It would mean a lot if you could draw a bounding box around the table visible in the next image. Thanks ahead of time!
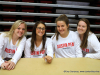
[0,58,100,75]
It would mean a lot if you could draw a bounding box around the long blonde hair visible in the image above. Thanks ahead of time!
[4,20,27,46]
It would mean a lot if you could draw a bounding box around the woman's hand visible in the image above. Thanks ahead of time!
[1,62,10,70]
[44,56,52,63]
[6,61,15,70]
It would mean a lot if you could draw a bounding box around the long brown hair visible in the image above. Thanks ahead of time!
[77,18,90,49]
[31,21,46,52]
[54,14,69,40]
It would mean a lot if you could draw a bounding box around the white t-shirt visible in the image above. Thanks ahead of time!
[0,33,26,67]
[24,37,53,58]
[75,31,100,59]
[51,31,82,58]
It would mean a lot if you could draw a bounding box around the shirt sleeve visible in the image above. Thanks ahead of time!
[11,36,26,64]
[0,33,5,67]
[24,38,31,58]
[85,34,100,59]
[74,33,83,57]
[46,38,53,58]
[51,35,56,55]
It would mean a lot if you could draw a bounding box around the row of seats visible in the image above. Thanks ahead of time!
[0,0,100,40]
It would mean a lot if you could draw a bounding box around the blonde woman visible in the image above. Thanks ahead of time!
[0,20,27,70]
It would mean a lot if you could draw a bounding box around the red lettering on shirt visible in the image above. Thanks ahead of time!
[57,42,74,49]
[31,51,35,55]
[12,50,15,53]
[57,45,60,48]
[5,48,15,53]
[16,48,17,51]
[36,51,39,55]
[72,42,74,46]
[82,48,89,52]
[31,50,45,55]
[40,50,45,54]
[65,43,67,47]
[68,43,71,46]
[83,48,85,51]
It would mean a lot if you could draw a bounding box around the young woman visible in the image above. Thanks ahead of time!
[0,20,27,70]
[24,21,53,63]
[76,18,100,59]
[51,14,82,58]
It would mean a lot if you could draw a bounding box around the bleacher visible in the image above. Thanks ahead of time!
[0,0,100,39]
